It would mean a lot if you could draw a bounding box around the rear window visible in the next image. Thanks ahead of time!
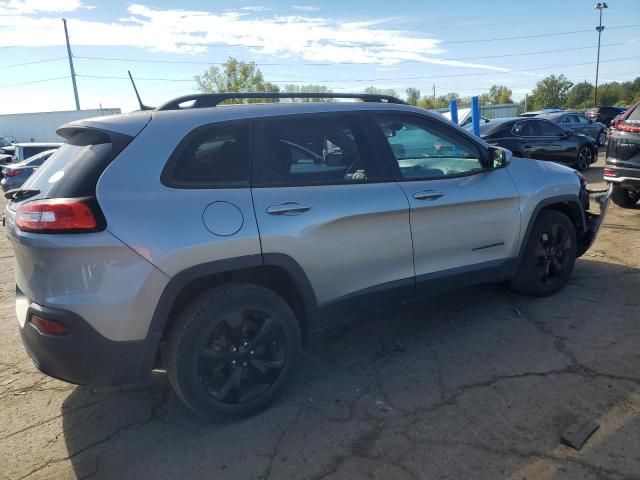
[17,130,118,201]
[162,122,251,188]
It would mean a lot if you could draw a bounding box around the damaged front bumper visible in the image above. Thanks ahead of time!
[577,185,611,257]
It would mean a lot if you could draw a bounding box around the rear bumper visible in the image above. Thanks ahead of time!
[18,291,152,386]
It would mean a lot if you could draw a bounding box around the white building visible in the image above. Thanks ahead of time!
[0,108,121,143]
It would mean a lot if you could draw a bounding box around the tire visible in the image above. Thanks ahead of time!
[510,210,577,297]
[166,283,302,418]
[610,185,640,208]
[596,130,607,147]
[575,146,593,171]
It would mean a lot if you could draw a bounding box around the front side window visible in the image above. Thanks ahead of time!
[254,114,382,186]
[561,115,575,124]
[164,122,250,187]
[374,115,484,179]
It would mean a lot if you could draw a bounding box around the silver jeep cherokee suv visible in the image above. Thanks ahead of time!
[4,93,609,418]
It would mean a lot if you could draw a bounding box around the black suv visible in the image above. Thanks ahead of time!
[604,100,640,208]
[586,106,627,126]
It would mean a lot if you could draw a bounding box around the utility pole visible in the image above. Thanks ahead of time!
[432,84,436,104]
[524,93,528,112]
[62,18,80,111]
[593,2,608,106]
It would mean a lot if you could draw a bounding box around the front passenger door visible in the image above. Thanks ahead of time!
[370,113,521,288]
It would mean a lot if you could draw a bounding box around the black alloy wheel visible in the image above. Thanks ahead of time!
[198,309,285,404]
[576,146,593,171]
[167,283,301,418]
[533,224,573,287]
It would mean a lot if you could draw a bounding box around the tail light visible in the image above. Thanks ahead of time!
[603,168,616,176]
[614,119,640,133]
[4,169,23,177]
[15,198,97,232]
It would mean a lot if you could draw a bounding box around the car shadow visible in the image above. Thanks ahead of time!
[60,258,640,479]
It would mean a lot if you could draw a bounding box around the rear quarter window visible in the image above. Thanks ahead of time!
[161,121,251,188]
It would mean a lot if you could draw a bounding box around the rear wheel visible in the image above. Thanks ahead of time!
[575,146,593,171]
[167,283,302,418]
[510,210,577,297]
[610,185,640,208]
[597,130,607,146]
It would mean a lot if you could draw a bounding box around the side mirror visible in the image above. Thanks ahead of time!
[489,146,512,169]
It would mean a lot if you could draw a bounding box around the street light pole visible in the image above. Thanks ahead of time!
[593,2,608,106]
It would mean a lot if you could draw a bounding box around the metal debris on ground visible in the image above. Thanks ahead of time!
[561,420,600,450]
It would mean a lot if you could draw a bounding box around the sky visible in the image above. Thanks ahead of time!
[1,0,639,114]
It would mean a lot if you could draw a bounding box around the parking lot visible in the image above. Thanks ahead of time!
[0,151,639,480]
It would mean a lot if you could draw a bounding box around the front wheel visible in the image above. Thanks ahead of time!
[597,130,607,146]
[510,210,577,297]
[575,146,593,171]
[167,283,302,418]
[610,185,640,208]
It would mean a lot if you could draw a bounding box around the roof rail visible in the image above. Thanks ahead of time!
[156,92,408,110]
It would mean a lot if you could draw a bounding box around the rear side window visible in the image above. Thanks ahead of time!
[253,113,385,186]
[162,122,250,188]
[512,121,537,137]
[20,130,116,199]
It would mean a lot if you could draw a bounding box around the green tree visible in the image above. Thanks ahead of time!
[364,86,398,98]
[194,57,279,102]
[529,74,573,109]
[566,81,594,109]
[283,84,335,102]
[405,87,420,106]
[480,85,513,104]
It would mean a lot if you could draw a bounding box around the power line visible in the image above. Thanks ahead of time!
[0,76,70,89]
[71,56,639,86]
[261,56,640,82]
[72,42,629,67]
[437,23,639,44]
[177,24,640,49]
[77,74,194,82]
[4,57,67,69]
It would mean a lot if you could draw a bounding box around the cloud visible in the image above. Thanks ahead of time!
[240,6,270,12]
[1,0,93,15]
[292,5,319,11]
[0,3,507,71]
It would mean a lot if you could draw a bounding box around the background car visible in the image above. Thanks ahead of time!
[585,106,627,126]
[0,137,14,149]
[537,111,608,146]
[1,142,62,162]
[475,117,598,170]
[441,108,490,126]
[518,108,564,117]
[0,149,56,192]
[603,100,640,208]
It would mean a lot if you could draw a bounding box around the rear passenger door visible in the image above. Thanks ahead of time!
[251,112,415,322]
[369,112,520,289]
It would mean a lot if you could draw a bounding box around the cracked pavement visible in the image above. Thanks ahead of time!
[1,153,639,480]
